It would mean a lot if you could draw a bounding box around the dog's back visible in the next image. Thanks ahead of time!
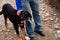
[1,3,21,24]
[2,4,17,15]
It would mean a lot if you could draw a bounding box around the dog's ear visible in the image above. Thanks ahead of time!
[26,11,32,18]
[19,10,24,16]
[21,10,24,14]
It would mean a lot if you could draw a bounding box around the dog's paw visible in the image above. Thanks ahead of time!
[25,36,30,40]
[6,29,10,32]
[18,39,22,40]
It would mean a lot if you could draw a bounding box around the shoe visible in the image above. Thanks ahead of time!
[35,31,45,36]
[30,37,34,40]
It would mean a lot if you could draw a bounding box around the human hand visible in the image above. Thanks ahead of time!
[17,10,22,16]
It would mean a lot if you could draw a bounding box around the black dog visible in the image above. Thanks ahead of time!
[0,3,32,40]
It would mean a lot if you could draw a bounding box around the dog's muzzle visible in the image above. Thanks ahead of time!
[20,20,27,27]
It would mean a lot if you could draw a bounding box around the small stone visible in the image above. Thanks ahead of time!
[58,35,60,38]
[56,30,60,38]
[14,32,16,34]
[54,14,56,16]
[49,17,54,20]
[7,29,10,32]
[57,30,60,34]
[42,16,45,19]
[45,13,49,16]
[54,24,59,30]
[56,18,58,20]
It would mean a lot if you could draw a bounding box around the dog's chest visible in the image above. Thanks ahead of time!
[8,15,21,23]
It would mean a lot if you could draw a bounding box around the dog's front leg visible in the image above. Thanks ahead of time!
[21,28,30,40]
[20,25,30,40]
[14,24,22,40]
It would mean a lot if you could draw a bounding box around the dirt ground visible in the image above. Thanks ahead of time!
[0,0,60,40]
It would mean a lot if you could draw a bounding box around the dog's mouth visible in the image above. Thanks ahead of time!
[20,20,27,26]
[20,15,30,26]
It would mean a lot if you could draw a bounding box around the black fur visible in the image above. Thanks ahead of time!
[0,3,32,35]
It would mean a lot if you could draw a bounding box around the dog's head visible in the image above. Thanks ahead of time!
[20,11,32,20]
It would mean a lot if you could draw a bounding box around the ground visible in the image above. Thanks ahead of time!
[0,0,60,40]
